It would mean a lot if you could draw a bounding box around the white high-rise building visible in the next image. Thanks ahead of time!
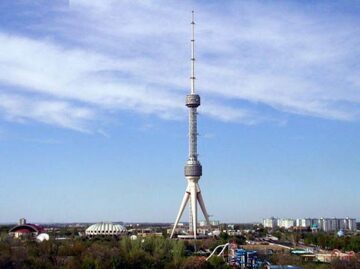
[263,217,278,229]
[296,218,311,228]
[277,218,295,229]
[321,218,338,232]
[265,217,357,232]
[297,217,357,232]
[344,217,357,231]
[199,220,220,227]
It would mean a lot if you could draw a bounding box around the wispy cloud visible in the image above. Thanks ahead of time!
[0,0,359,131]
[0,93,94,131]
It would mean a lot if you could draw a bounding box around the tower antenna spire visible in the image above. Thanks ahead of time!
[191,10,195,94]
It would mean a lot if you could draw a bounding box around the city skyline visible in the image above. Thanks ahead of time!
[0,0,360,223]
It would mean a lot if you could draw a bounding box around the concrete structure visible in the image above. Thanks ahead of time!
[170,12,211,239]
[85,222,127,237]
[9,218,43,239]
[315,249,356,263]
[302,217,357,232]
[267,217,357,232]
[200,220,220,227]
[263,217,295,229]
[296,218,312,228]
[318,217,357,232]
[343,217,356,231]
[263,217,278,229]
[277,218,295,229]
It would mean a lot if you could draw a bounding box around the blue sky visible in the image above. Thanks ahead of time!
[0,0,359,223]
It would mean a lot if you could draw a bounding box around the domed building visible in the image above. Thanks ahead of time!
[85,222,127,237]
[9,218,44,239]
[337,230,345,237]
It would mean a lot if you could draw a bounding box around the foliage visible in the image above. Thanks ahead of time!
[268,253,327,269]
[2,231,359,269]
[207,256,229,269]
[331,258,360,269]
[180,256,210,269]
[268,253,360,269]
[0,236,211,269]
[304,233,360,252]
[218,232,229,243]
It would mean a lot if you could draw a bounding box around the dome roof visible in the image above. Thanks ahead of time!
[36,233,50,242]
[85,222,126,236]
[337,230,345,237]
[9,224,43,234]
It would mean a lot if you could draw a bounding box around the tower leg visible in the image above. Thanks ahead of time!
[189,197,193,233]
[190,183,198,239]
[197,190,211,226]
[170,191,190,238]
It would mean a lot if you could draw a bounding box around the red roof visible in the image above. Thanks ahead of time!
[9,224,44,234]
[15,228,33,234]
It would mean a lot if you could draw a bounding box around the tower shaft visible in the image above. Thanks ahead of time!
[188,107,198,159]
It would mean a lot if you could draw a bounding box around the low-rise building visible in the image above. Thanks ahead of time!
[85,222,127,237]
[9,218,43,239]
[199,220,220,227]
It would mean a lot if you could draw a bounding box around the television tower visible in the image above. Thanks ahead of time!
[170,11,211,239]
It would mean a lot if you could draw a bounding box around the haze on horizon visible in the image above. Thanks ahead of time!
[0,0,359,224]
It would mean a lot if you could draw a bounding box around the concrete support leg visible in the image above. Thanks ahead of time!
[170,191,190,238]
[197,190,211,226]
[190,183,198,239]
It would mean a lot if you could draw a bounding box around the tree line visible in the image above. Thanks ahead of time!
[0,236,228,269]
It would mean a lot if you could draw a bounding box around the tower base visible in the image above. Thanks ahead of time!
[170,177,211,239]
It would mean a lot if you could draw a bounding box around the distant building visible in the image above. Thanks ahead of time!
[263,217,295,229]
[200,220,220,227]
[343,217,356,231]
[277,218,295,229]
[137,229,163,237]
[9,218,43,239]
[263,217,278,229]
[85,222,127,237]
[265,217,356,232]
[320,217,356,232]
[316,249,356,263]
[295,217,356,232]
[296,218,312,228]
[321,218,338,232]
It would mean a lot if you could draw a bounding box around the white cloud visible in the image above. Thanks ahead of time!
[203,103,261,124]
[0,1,359,131]
[0,31,252,127]
[0,93,94,131]
[66,0,360,120]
